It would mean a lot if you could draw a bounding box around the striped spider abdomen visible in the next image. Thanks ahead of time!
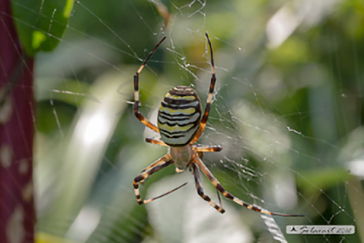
[157,86,202,147]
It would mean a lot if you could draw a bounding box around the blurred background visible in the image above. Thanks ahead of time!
[31,0,363,242]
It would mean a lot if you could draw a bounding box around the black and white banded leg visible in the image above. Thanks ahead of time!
[194,153,303,216]
[134,155,187,204]
[191,163,225,213]
[133,37,167,133]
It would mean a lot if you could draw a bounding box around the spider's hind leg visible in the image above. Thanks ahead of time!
[194,155,304,217]
[140,138,169,184]
[139,153,170,184]
[190,163,225,214]
[134,155,174,204]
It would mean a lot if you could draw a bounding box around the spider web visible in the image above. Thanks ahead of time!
[5,0,363,242]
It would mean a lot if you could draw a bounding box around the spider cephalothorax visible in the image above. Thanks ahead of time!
[132,33,303,217]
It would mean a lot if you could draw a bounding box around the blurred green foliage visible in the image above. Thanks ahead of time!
[12,0,74,56]
[32,0,364,242]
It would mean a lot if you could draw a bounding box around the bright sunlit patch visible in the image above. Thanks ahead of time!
[77,111,109,146]
[273,172,298,209]
[66,206,101,242]
[266,0,342,49]
[348,159,364,177]
[266,5,299,49]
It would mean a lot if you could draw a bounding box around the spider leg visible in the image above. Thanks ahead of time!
[134,155,185,204]
[216,188,223,209]
[191,163,225,214]
[142,182,188,204]
[193,144,222,159]
[140,152,168,175]
[141,138,168,183]
[145,137,168,147]
[193,144,222,153]
[193,154,304,217]
[134,37,166,133]
[190,33,216,144]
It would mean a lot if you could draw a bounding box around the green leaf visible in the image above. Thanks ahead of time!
[297,168,352,193]
[11,0,74,56]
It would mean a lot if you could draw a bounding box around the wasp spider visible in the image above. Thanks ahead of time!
[133,33,303,216]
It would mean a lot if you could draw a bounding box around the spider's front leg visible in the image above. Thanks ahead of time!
[190,33,216,144]
[133,37,166,133]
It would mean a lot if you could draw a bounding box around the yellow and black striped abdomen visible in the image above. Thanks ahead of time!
[158,86,202,146]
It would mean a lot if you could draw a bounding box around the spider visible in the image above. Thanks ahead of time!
[133,33,303,216]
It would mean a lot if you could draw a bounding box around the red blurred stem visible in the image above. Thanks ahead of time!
[0,0,35,242]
